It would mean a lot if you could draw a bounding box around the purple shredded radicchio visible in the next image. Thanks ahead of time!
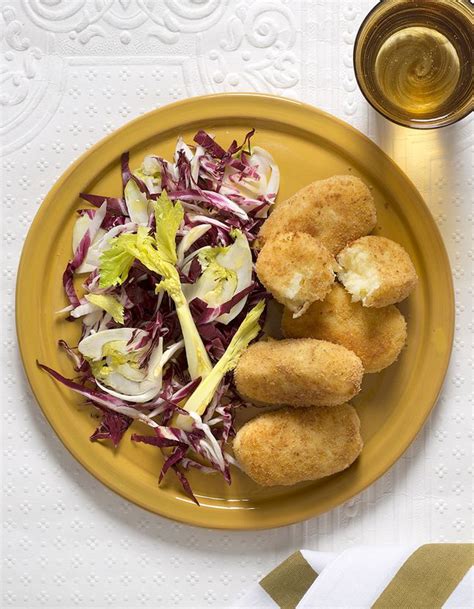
[90,410,133,447]
[48,128,278,501]
[121,151,150,196]
[79,193,128,216]
[193,283,255,325]
[62,202,106,306]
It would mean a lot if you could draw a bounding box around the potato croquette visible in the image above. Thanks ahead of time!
[337,235,418,307]
[282,283,407,373]
[259,175,377,254]
[234,338,363,407]
[233,404,363,486]
[256,232,336,317]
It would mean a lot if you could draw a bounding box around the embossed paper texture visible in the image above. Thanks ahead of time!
[1,1,472,607]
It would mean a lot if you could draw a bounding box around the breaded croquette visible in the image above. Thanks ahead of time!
[337,236,418,307]
[234,338,363,407]
[233,404,363,486]
[259,175,377,254]
[282,283,407,373]
[256,232,336,317]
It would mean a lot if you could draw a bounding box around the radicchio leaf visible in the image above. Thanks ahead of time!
[121,151,150,196]
[63,202,106,306]
[90,410,132,447]
[79,193,128,216]
[173,466,199,505]
[193,283,255,325]
[193,130,227,159]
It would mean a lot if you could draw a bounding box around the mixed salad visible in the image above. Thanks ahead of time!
[39,129,279,502]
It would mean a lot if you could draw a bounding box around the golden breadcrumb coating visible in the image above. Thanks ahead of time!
[233,404,363,486]
[282,283,407,373]
[259,175,377,254]
[234,338,363,407]
[337,235,418,307]
[256,232,336,317]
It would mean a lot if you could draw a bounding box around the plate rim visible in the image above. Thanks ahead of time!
[16,93,454,529]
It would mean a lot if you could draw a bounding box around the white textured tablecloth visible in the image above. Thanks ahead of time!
[1,1,472,607]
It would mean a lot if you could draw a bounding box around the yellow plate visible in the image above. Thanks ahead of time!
[16,94,454,529]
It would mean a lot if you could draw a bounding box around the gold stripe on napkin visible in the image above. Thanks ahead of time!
[259,551,318,609]
[373,543,473,609]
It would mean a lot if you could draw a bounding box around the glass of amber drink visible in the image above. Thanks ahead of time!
[354,0,473,128]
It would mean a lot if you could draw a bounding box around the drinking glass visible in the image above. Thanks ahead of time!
[354,0,473,128]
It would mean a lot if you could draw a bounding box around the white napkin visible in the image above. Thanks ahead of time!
[234,545,473,609]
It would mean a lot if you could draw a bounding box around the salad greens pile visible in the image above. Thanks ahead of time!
[39,129,279,502]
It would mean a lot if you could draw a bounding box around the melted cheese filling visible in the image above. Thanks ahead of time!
[337,247,380,304]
